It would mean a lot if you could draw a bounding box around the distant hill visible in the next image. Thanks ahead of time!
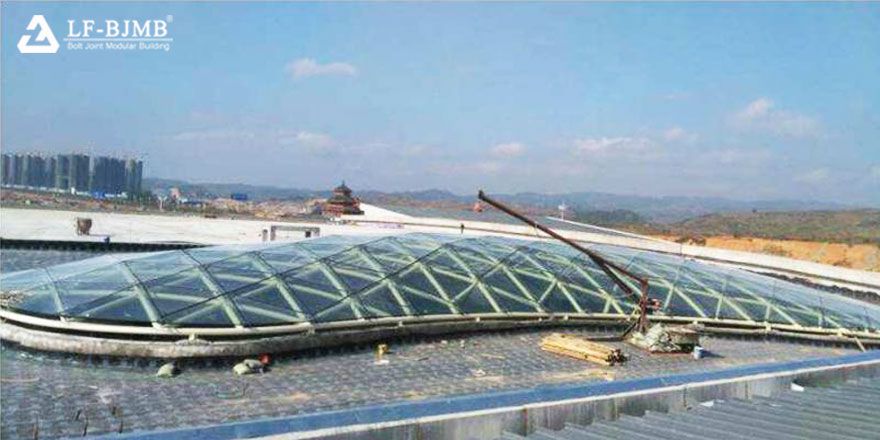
[143,177,857,223]
[667,210,880,245]
[357,189,850,223]
[480,192,850,223]
[145,178,323,201]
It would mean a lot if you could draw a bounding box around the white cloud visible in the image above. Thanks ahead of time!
[740,97,774,119]
[795,168,830,184]
[732,98,820,138]
[285,58,357,79]
[869,165,880,180]
[572,137,653,155]
[401,144,442,157]
[662,127,698,143]
[440,160,504,175]
[171,129,255,142]
[710,148,771,165]
[490,142,525,158]
[662,92,691,101]
[278,130,337,154]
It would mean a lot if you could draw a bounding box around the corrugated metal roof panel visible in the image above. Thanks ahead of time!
[514,377,880,440]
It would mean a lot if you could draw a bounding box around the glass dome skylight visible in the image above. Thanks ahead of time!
[1,233,878,333]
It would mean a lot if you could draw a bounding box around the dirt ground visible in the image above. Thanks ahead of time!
[656,235,880,272]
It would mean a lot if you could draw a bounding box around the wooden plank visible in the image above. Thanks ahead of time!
[540,333,625,366]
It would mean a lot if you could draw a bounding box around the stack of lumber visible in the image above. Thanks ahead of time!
[540,333,627,366]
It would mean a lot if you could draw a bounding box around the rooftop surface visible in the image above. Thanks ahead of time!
[1,215,879,439]
[0,330,855,440]
[507,374,880,440]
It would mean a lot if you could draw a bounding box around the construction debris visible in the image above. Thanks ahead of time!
[156,362,179,378]
[233,359,265,375]
[375,343,390,365]
[668,324,702,351]
[628,323,702,353]
[540,333,627,366]
[75,217,92,236]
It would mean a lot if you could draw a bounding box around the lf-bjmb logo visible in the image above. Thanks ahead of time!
[17,15,60,54]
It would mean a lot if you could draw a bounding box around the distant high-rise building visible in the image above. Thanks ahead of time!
[11,154,24,185]
[125,159,144,196]
[22,154,49,188]
[20,154,34,187]
[1,152,142,196]
[55,155,69,190]
[69,154,90,192]
[89,156,127,194]
[1,154,11,185]
[44,156,56,188]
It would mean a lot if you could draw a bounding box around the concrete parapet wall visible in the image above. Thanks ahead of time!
[4,312,877,358]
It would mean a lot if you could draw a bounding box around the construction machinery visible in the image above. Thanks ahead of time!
[478,190,656,335]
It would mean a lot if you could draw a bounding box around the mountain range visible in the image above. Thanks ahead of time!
[144,178,854,223]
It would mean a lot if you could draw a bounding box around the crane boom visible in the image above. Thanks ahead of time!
[477,190,653,333]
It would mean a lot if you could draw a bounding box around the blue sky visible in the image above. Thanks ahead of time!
[2,2,879,204]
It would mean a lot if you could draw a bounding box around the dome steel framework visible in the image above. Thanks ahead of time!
[1,233,878,337]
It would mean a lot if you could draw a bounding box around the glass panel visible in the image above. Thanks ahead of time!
[257,245,316,273]
[324,249,378,272]
[448,244,498,275]
[312,301,358,322]
[295,240,355,258]
[539,285,578,313]
[458,237,517,260]
[394,268,442,299]
[55,264,133,312]
[514,269,553,297]
[398,285,452,315]
[362,239,419,270]
[281,262,342,293]
[233,280,297,313]
[482,270,534,305]
[206,254,269,292]
[0,269,52,292]
[455,287,496,314]
[391,234,452,258]
[124,251,198,283]
[164,299,236,327]
[358,284,406,317]
[71,287,150,324]
[504,252,552,282]
[427,269,473,298]
[422,252,472,278]
[565,286,608,313]
[143,268,217,316]
[490,290,539,313]
[234,293,301,326]
[333,267,384,293]
[6,282,60,316]
[229,280,302,325]
[44,255,121,281]
[183,247,243,265]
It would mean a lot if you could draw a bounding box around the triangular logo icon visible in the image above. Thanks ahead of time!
[17,15,60,54]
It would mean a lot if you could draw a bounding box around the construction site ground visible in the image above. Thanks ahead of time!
[657,235,880,272]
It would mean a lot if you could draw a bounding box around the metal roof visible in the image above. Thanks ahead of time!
[508,375,880,440]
